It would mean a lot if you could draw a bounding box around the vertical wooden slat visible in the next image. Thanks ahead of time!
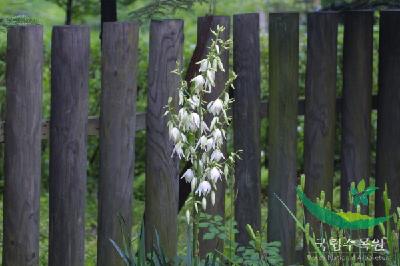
[97,22,139,266]
[304,12,338,234]
[3,25,43,266]
[198,16,230,257]
[267,13,299,264]
[233,13,261,247]
[341,11,373,212]
[375,11,400,220]
[145,19,183,259]
[49,26,89,266]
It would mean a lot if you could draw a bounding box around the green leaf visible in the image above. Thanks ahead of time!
[218,233,227,240]
[357,179,366,193]
[360,195,368,206]
[297,188,390,229]
[237,246,245,252]
[353,195,361,207]
[203,233,215,240]
[209,227,219,234]
[198,222,209,228]
[214,215,223,222]
[364,186,378,196]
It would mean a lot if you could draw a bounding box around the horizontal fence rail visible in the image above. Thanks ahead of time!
[2,10,400,265]
[0,96,379,143]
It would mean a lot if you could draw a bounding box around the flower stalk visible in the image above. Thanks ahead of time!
[166,25,237,261]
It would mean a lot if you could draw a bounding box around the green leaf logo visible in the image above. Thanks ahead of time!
[297,187,389,229]
[351,179,378,207]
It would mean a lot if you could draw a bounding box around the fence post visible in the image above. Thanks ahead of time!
[197,15,230,257]
[4,25,43,266]
[97,22,139,266]
[49,26,90,266]
[341,11,373,213]
[304,12,338,235]
[145,19,183,259]
[267,13,299,264]
[233,13,261,247]
[375,11,400,222]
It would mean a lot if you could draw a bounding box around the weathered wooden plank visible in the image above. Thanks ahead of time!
[267,12,299,264]
[48,26,89,266]
[197,15,230,257]
[304,12,338,235]
[233,13,261,247]
[375,10,400,220]
[97,22,139,266]
[145,19,183,259]
[3,25,43,266]
[341,11,373,212]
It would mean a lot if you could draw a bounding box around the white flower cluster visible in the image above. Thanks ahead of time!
[166,25,237,212]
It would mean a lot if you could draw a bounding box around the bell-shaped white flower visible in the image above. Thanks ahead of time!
[201,121,209,133]
[211,149,225,162]
[180,133,187,143]
[212,58,218,70]
[212,129,224,147]
[206,138,214,151]
[217,58,225,72]
[188,95,200,109]
[178,90,184,105]
[191,177,198,192]
[178,108,190,129]
[207,99,224,116]
[196,180,211,196]
[189,113,200,131]
[202,197,207,210]
[169,127,180,143]
[210,117,219,131]
[196,135,208,150]
[186,209,190,224]
[172,142,184,159]
[191,75,205,92]
[199,59,209,72]
[206,70,215,87]
[209,167,222,183]
[211,191,216,206]
[181,169,194,183]
[223,92,230,105]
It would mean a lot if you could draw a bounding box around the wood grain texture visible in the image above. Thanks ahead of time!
[304,12,338,235]
[3,25,43,266]
[233,13,261,247]
[197,16,230,257]
[375,11,400,220]
[97,22,139,266]
[341,11,373,212]
[267,13,299,265]
[145,19,183,259]
[48,26,89,266]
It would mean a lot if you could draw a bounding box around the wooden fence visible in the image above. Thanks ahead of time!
[2,10,400,266]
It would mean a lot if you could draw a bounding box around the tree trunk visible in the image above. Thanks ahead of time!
[65,0,72,25]
[100,0,117,40]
